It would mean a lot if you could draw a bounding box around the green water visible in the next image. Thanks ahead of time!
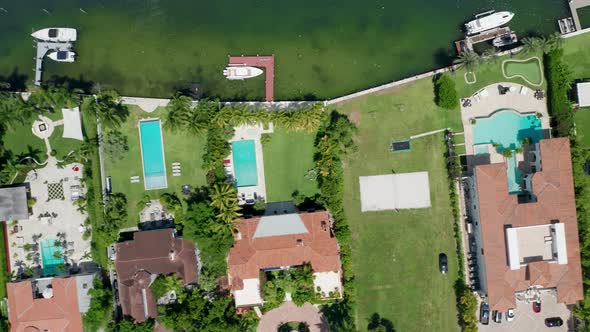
[0,0,567,100]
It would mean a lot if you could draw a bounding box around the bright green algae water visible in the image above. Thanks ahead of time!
[0,0,567,99]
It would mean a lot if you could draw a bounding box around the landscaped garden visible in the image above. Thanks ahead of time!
[102,105,208,227]
[564,32,590,81]
[334,77,462,331]
[262,128,318,202]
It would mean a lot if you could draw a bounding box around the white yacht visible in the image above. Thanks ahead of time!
[492,33,518,47]
[465,11,514,35]
[47,50,76,63]
[31,28,77,42]
[223,66,263,80]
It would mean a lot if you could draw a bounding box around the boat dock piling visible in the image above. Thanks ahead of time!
[228,55,275,102]
[454,26,512,53]
[34,41,73,86]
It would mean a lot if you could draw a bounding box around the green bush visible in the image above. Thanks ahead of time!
[545,48,574,138]
[434,74,459,110]
[83,277,113,331]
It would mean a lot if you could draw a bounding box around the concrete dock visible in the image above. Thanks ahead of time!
[34,41,73,86]
[569,0,590,31]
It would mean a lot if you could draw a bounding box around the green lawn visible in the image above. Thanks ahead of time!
[2,122,47,163]
[334,77,461,331]
[575,108,590,148]
[0,225,7,299]
[262,128,318,202]
[103,106,207,227]
[49,125,84,160]
[564,33,590,80]
[503,58,543,85]
[452,51,546,99]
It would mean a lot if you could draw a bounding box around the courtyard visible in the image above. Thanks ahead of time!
[7,157,91,276]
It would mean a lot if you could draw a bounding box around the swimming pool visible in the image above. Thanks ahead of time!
[473,110,542,194]
[139,119,167,190]
[41,239,64,276]
[232,140,258,187]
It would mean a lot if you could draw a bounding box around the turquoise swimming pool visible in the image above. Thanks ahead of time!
[473,110,543,194]
[232,140,258,187]
[139,119,167,190]
[41,239,64,276]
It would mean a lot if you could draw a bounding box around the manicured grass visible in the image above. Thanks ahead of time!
[334,77,461,331]
[2,122,47,163]
[0,225,7,299]
[575,108,590,148]
[503,58,543,85]
[564,33,590,80]
[49,125,84,160]
[262,128,318,202]
[103,106,207,227]
[452,51,546,99]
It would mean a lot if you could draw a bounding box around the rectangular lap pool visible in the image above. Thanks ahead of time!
[139,119,167,190]
[41,239,64,276]
[232,140,258,187]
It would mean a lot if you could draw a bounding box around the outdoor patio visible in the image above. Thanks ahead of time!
[7,157,91,276]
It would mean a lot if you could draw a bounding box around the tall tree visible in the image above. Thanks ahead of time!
[164,93,191,132]
[454,51,480,72]
[86,90,129,128]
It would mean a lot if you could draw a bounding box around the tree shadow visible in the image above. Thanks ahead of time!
[44,74,94,93]
[367,313,396,332]
[433,48,454,68]
[0,67,28,91]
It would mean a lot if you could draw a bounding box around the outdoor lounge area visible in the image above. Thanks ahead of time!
[6,158,91,277]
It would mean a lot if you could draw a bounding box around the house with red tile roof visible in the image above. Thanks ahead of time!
[227,211,342,307]
[467,137,583,311]
[6,273,96,332]
[114,229,198,322]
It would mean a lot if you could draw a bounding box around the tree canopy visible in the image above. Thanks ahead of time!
[434,74,459,110]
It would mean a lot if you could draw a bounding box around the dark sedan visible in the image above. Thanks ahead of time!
[545,317,563,327]
[439,253,448,274]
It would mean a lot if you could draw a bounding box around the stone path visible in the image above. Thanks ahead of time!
[410,128,449,139]
[257,302,329,332]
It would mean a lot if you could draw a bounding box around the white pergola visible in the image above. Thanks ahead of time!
[61,107,84,141]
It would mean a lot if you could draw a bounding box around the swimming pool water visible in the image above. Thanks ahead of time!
[473,110,542,194]
[41,239,64,276]
[232,140,258,187]
[139,119,167,190]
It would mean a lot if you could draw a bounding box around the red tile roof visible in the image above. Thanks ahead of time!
[228,211,341,287]
[115,229,198,322]
[475,138,583,311]
[7,277,83,332]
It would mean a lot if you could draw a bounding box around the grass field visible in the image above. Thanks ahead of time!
[452,51,546,99]
[49,125,84,160]
[102,106,207,227]
[575,108,590,148]
[262,128,318,202]
[334,78,462,331]
[564,33,590,81]
[2,122,47,164]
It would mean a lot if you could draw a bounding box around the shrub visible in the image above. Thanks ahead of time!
[434,74,459,110]
[545,48,574,137]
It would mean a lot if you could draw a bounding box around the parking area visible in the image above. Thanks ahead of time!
[479,291,570,332]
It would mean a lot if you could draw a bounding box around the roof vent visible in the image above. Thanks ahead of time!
[169,249,176,261]
[42,287,54,299]
[296,239,303,247]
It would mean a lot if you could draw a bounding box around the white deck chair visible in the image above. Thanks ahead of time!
[520,86,529,95]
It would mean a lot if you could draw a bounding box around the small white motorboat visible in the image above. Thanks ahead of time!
[465,11,514,35]
[492,33,518,47]
[223,66,263,80]
[47,50,76,63]
[31,28,77,42]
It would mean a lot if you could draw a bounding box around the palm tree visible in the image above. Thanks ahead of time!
[521,37,540,55]
[209,182,237,210]
[547,32,563,51]
[482,48,499,63]
[88,90,129,128]
[454,51,480,72]
[212,105,234,128]
[164,93,191,132]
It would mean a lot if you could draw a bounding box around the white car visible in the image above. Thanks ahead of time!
[506,308,515,322]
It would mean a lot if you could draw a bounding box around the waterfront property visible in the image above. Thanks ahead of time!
[335,77,461,331]
[463,138,583,326]
[227,211,342,307]
[6,273,97,332]
[113,229,198,322]
[139,119,168,190]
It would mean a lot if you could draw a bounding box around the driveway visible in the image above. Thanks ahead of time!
[479,291,570,332]
[257,302,329,332]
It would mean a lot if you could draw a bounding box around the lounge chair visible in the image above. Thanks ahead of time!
[520,86,529,95]
[173,173,181,177]
[480,89,489,98]
[172,162,181,167]
[172,165,181,170]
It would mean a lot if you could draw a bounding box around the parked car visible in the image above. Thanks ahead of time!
[545,317,563,327]
[439,253,448,274]
[492,310,502,323]
[506,308,515,322]
[480,303,490,325]
[533,301,541,313]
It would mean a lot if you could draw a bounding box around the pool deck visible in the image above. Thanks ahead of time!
[228,55,274,102]
[228,124,273,204]
[460,82,550,157]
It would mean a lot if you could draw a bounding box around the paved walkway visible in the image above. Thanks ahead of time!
[257,302,329,332]
[410,128,449,139]
[120,96,169,113]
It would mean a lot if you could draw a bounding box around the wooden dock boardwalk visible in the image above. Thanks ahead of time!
[454,27,511,53]
[228,55,274,102]
[34,41,73,86]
